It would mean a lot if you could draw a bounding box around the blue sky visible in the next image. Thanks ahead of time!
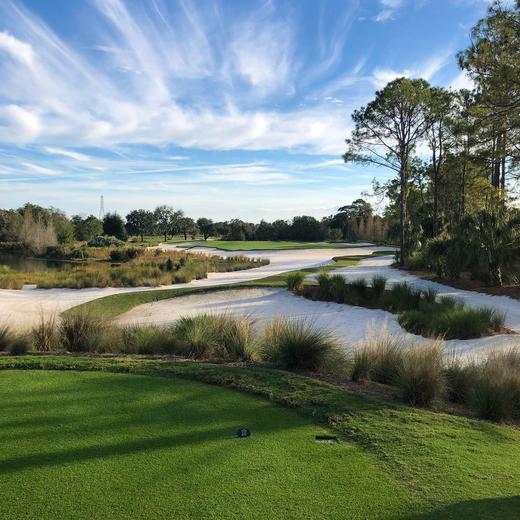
[0,0,487,221]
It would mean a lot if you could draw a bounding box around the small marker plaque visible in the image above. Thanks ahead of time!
[236,427,251,438]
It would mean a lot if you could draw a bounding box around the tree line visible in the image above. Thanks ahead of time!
[0,200,388,254]
[344,0,520,285]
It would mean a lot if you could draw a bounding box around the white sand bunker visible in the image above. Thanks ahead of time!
[117,287,519,358]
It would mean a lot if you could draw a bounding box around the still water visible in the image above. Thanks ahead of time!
[0,253,75,273]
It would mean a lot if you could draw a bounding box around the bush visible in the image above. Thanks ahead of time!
[396,342,445,406]
[286,271,305,292]
[399,304,505,340]
[87,235,124,248]
[32,314,58,352]
[8,336,30,356]
[260,318,340,371]
[59,312,105,352]
[109,248,142,262]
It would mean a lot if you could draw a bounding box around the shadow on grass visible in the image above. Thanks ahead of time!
[410,496,520,520]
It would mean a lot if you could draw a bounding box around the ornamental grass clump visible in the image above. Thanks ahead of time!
[471,349,520,422]
[58,311,106,352]
[396,341,445,406]
[260,317,340,371]
[286,271,306,292]
[31,314,58,352]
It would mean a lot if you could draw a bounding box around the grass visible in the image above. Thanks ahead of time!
[66,251,393,320]
[304,277,505,340]
[0,250,268,289]
[175,239,387,251]
[0,357,519,519]
[260,317,342,371]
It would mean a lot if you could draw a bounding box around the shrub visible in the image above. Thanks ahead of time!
[87,235,124,247]
[58,312,105,352]
[260,317,339,371]
[286,271,306,292]
[109,248,143,262]
[8,335,30,356]
[32,314,58,352]
[396,342,445,406]
[371,276,387,300]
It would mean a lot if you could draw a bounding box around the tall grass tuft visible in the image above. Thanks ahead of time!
[8,335,30,356]
[261,317,340,371]
[32,314,58,352]
[396,341,445,406]
[0,323,15,351]
[119,325,177,355]
[371,275,387,300]
[58,311,106,352]
[351,346,372,382]
[329,274,348,303]
[286,271,306,292]
[317,271,331,298]
[173,314,255,361]
[471,349,520,422]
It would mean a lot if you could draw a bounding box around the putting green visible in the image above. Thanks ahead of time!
[0,370,415,519]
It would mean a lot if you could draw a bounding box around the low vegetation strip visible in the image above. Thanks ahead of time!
[2,311,519,423]
[302,273,506,340]
[176,240,374,251]
[65,251,393,319]
[0,249,268,289]
[0,355,519,519]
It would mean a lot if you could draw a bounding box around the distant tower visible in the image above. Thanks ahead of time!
[99,195,105,221]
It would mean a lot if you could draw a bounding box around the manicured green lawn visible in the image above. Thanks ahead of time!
[174,239,374,250]
[1,357,519,519]
[0,370,414,520]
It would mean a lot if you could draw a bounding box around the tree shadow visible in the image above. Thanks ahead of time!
[410,496,520,519]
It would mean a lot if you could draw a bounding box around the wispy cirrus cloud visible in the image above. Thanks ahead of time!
[373,0,405,22]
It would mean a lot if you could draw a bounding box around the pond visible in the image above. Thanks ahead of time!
[0,253,76,273]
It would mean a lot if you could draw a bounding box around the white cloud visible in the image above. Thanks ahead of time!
[0,31,35,67]
[43,147,91,162]
[374,0,405,22]
[371,51,451,88]
[21,162,61,176]
[450,71,474,90]
[0,0,348,155]
[0,104,41,142]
